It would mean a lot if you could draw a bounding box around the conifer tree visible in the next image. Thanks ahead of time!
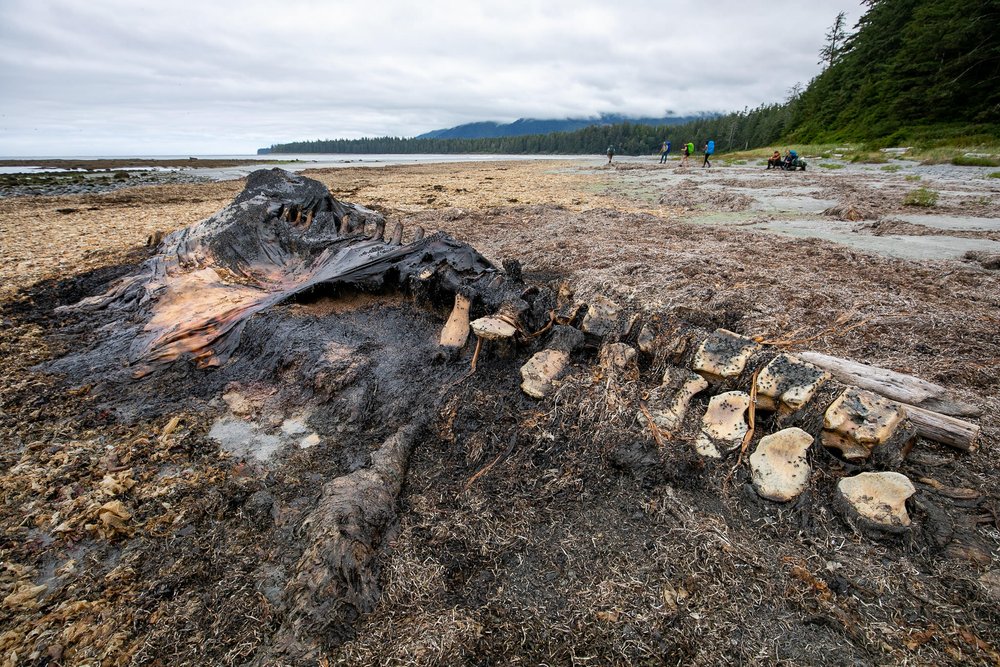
[818,11,850,69]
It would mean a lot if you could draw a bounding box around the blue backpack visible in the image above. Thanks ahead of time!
[707,140,715,155]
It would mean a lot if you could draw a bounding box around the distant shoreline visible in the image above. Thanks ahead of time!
[0,158,298,171]
[0,154,599,199]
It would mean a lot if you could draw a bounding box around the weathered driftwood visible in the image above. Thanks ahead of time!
[900,404,981,452]
[796,351,981,417]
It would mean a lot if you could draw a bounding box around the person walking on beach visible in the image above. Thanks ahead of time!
[682,141,692,166]
[607,145,615,164]
[703,139,715,168]
[659,140,671,163]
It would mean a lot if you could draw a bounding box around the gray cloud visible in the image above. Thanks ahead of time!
[0,0,858,155]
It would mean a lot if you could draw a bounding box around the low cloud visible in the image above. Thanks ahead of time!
[0,0,856,155]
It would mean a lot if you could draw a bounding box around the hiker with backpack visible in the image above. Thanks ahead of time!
[703,140,715,168]
[659,140,671,163]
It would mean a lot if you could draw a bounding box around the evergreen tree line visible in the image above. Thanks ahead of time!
[265,103,795,156]
[790,0,1000,143]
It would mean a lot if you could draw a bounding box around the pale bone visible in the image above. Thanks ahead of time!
[389,222,403,246]
[470,316,517,341]
[822,388,907,461]
[581,296,618,337]
[641,367,709,433]
[749,427,813,502]
[599,342,638,373]
[692,329,761,383]
[439,293,471,349]
[695,390,750,458]
[837,471,916,530]
[754,353,830,412]
[520,349,570,399]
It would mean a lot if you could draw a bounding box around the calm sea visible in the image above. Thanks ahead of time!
[0,154,591,180]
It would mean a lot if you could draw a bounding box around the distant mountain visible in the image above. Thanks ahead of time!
[416,113,713,139]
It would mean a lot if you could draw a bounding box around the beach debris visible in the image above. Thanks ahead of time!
[796,350,981,417]
[145,230,165,247]
[965,250,1000,270]
[695,391,751,458]
[88,500,132,539]
[749,427,813,502]
[98,471,135,497]
[798,350,981,451]
[3,584,47,611]
[692,329,761,384]
[837,471,917,532]
[822,203,871,221]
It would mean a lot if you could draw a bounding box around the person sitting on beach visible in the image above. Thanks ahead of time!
[767,151,782,169]
[783,149,797,169]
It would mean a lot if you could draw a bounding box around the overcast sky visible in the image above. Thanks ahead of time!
[0,1,859,156]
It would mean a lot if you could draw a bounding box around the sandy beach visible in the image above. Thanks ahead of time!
[2,157,999,664]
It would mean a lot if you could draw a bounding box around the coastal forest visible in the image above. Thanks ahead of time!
[264,0,999,156]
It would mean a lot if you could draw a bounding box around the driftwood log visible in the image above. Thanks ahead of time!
[796,351,981,417]
[896,404,981,452]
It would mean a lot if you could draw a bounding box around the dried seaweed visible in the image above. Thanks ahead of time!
[1,160,998,666]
